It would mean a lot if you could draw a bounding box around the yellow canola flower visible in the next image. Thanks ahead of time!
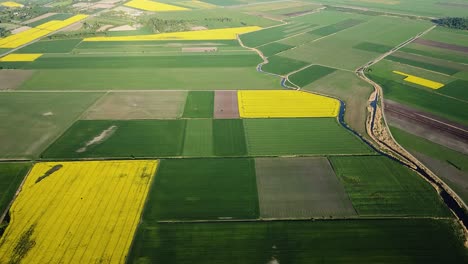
[0,1,23,8]
[125,0,188,11]
[238,90,340,118]
[0,14,88,48]
[393,70,444,89]
[0,160,158,263]
[0,53,43,62]
[84,26,262,42]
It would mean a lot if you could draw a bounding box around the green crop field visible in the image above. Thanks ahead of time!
[255,157,356,218]
[19,68,282,90]
[302,70,372,136]
[244,118,373,156]
[288,65,336,87]
[0,162,31,217]
[213,119,247,156]
[368,74,468,125]
[15,39,83,54]
[182,119,214,157]
[142,158,259,220]
[330,155,450,216]
[128,219,468,263]
[1,0,468,261]
[6,54,262,69]
[41,120,187,159]
[182,91,214,118]
[0,92,103,159]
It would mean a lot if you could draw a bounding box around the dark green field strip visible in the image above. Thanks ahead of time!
[128,219,468,263]
[261,55,309,75]
[41,120,186,159]
[258,42,294,57]
[289,65,336,87]
[213,119,247,156]
[241,25,290,47]
[329,155,450,217]
[308,19,364,36]
[353,42,394,54]
[244,118,373,156]
[143,158,259,220]
[438,79,468,101]
[75,40,240,49]
[27,13,74,27]
[369,74,468,125]
[0,162,31,216]
[15,39,82,54]
[182,91,214,118]
[385,55,460,75]
[11,54,262,69]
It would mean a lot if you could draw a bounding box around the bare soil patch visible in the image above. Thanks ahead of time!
[0,70,35,90]
[191,26,208,31]
[22,13,57,25]
[413,39,468,53]
[385,99,468,154]
[97,25,114,32]
[255,157,357,219]
[108,25,137,31]
[11,26,31,34]
[83,91,187,120]
[214,90,239,119]
[77,125,117,153]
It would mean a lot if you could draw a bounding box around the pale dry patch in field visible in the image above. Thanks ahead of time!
[82,91,187,120]
[0,70,35,90]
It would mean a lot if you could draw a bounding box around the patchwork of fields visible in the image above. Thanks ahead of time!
[0,0,467,263]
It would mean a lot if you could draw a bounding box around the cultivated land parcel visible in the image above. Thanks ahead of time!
[0,0,467,263]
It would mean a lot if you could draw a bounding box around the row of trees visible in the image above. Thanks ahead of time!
[433,17,468,30]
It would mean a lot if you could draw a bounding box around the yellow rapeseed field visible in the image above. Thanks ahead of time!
[0,160,158,263]
[0,53,43,62]
[125,0,189,11]
[0,1,24,8]
[84,26,262,42]
[238,90,340,118]
[393,70,444,89]
[0,14,88,48]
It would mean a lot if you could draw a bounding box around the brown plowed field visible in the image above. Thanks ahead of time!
[385,100,468,154]
[413,39,468,53]
[214,90,239,119]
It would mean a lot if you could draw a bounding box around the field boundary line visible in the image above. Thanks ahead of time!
[156,215,454,224]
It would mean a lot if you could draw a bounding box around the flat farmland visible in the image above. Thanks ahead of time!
[302,70,373,136]
[288,65,336,87]
[213,119,247,156]
[182,91,214,118]
[0,162,31,216]
[41,120,186,159]
[0,160,158,263]
[0,92,103,159]
[255,157,356,218]
[329,156,450,217]
[182,119,214,157]
[19,68,282,90]
[243,118,373,156]
[128,219,468,263]
[280,14,432,71]
[83,91,188,120]
[143,158,258,220]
